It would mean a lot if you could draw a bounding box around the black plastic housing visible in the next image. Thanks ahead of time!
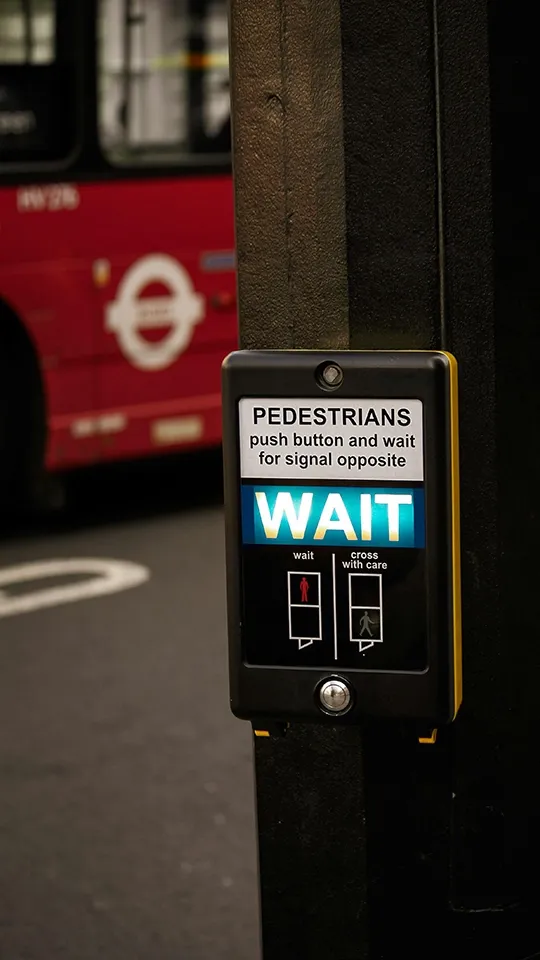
[222,349,460,725]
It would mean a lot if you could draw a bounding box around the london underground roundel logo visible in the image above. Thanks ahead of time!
[105,254,205,371]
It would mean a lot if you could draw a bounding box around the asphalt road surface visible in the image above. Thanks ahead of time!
[0,451,260,960]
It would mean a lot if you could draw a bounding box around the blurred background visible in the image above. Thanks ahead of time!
[0,2,259,957]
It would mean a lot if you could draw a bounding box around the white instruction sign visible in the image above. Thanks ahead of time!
[239,398,424,481]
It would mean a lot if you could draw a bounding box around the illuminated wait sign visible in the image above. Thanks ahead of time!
[241,485,424,548]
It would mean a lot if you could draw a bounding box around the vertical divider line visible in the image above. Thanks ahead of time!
[318,572,322,641]
[332,554,338,660]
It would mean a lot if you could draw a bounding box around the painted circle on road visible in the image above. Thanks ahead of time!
[106,254,205,371]
[0,558,150,618]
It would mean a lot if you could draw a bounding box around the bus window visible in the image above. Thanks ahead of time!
[0,0,55,64]
[98,0,231,167]
[0,0,77,165]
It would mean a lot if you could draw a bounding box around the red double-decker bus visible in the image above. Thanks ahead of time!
[0,0,236,507]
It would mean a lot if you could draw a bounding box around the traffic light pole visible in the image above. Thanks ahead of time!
[228,0,538,956]
[229,7,368,955]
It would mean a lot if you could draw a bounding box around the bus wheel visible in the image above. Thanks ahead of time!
[0,304,47,518]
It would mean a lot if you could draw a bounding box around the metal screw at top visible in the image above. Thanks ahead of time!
[319,678,351,714]
[321,363,343,387]
[323,363,343,387]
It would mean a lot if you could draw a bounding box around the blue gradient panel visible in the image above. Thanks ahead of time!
[241,485,424,548]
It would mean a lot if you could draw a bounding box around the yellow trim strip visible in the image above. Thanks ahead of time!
[150,51,229,70]
[419,728,438,744]
[441,351,462,718]
[254,730,270,738]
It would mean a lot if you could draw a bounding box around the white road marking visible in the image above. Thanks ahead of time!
[0,558,150,618]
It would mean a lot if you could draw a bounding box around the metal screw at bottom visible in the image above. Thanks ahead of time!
[318,678,351,714]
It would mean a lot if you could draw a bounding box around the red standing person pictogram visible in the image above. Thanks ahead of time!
[300,577,309,603]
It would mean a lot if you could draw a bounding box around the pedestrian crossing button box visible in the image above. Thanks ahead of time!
[222,350,462,725]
